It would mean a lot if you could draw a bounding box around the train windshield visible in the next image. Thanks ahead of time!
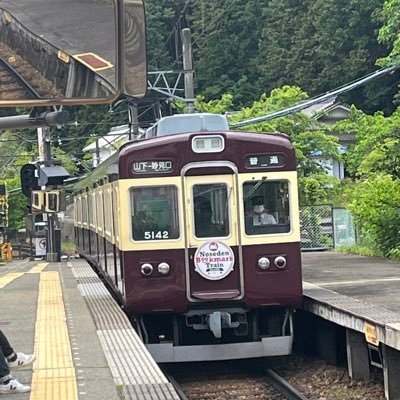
[243,180,291,235]
[131,186,179,241]
[193,183,230,238]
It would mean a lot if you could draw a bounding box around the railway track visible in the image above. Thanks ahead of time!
[0,57,40,100]
[164,360,310,400]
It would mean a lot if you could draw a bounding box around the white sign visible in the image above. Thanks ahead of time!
[35,238,46,256]
[194,241,235,280]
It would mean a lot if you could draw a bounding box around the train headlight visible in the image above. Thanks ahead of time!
[274,256,287,269]
[141,263,154,276]
[258,257,270,270]
[158,262,170,275]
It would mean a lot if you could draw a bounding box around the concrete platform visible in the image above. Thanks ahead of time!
[302,251,400,312]
[301,251,400,400]
[0,258,179,400]
[1,0,116,68]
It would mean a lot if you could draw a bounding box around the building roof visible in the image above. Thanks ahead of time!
[302,97,338,118]
[302,97,351,122]
[82,125,144,152]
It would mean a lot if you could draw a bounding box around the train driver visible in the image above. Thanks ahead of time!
[251,196,277,225]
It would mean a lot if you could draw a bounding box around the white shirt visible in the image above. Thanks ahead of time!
[253,213,277,225]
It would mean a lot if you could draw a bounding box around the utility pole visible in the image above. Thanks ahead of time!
[95,139,100,167]
[37,127,58,262]
[182,28,195,113]
[128,101,139,139]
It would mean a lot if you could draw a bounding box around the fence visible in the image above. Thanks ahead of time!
[300,205,355,251]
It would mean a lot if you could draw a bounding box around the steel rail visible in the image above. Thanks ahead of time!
[166,366,311,400]
[0,57,41,99]
[165,373,189,400]
[265,368,311,400]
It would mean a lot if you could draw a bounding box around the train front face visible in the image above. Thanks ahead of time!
[118,131,302,362]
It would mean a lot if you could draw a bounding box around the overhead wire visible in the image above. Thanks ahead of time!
[231,63,400,128]
[170,0,238,74]
[160,0,191,52]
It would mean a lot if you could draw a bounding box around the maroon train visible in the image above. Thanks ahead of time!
[74,113,302,362]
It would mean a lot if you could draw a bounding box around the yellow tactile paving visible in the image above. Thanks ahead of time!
[30,271,78,400]
[0,272,24,288]
[0,263,48,288]
[28,263,49,274]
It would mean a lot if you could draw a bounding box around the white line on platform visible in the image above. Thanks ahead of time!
[310,277,400,286]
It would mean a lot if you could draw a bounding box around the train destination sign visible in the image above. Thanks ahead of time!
[245,154,285,168]
[194,241,235,281]
[132,160,173,174]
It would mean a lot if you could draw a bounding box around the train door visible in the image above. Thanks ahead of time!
[183,164,244,302]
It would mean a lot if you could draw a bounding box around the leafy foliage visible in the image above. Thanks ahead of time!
[195,87,342,204]
[346,174,400,256]
[144,0,397,111]
[377,0,400,66]
[334,106,400,178]
[145,0,191,70]
[6,176,28,231]
[298,174,340,205]
[56,105,127,162]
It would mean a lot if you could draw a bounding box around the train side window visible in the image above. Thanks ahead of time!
[104,188,112,237]
[131,186,179,241]
[88,193,95,229]
[243,180,290,235]
[112,187,119,242]
[82,196,88,225]
[193,184,230,238]
[76,198,82,224]
[95,191,104,233]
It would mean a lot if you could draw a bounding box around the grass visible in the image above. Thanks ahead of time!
[336,244,400,261]
[61,242,76,256]
[116,385,126,400]
[336,245,380,257]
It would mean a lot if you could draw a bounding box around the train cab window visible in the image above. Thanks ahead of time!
[243,180,290,235]
[131,186,179,241]
[193,184,230,238]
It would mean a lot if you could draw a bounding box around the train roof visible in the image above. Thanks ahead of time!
[120,130,293,156]
[144,113,229,139]
[72,151,118,192]
[73,130,294,191]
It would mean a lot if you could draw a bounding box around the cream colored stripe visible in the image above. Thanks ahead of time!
[28,263,49,274]
[0,273,24,288]
[30,271,78,400]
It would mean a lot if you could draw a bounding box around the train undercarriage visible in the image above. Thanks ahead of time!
[135,307,294,362]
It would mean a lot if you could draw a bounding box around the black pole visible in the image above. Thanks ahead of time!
[0,111,70,131]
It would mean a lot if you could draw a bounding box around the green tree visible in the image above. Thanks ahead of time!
[57,105,127,161]
[258,0,393,113]
[6,176,28,231]
[334,106,400,178]
[145,0,190,70]
[346,174,400,257]
[195,87,342,204]
[190,0,262,105]
[377,0,400,66]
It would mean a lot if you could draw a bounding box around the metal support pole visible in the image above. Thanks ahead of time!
[37,127,51,163]
[95,139,100,167]
[37,127,58,262]
[0,111,70,131]
[128,101,139,139]
[46,213,58,262]
[182,28,195,113]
